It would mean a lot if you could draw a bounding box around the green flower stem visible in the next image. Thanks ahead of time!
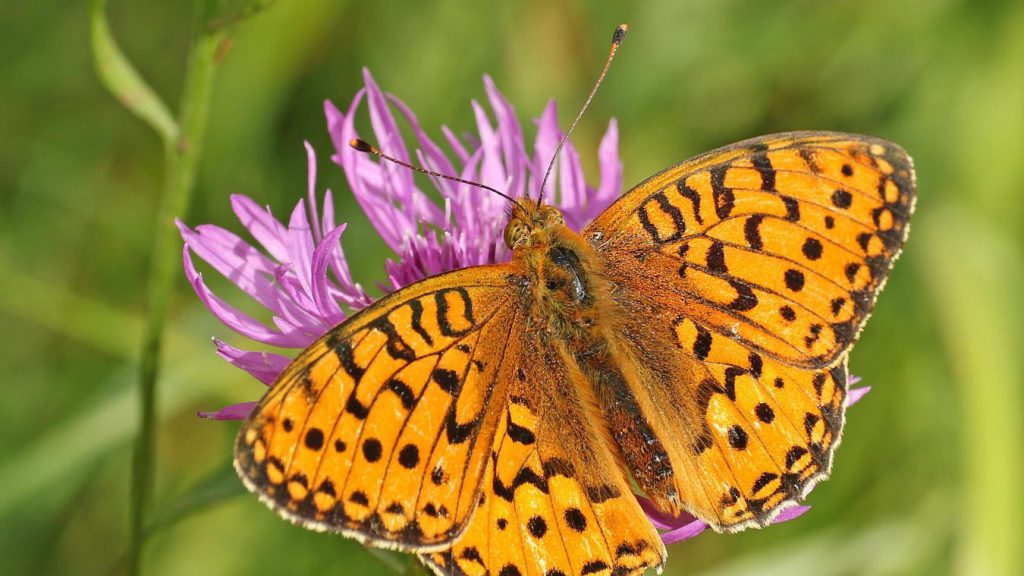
[92,0,280,571]
[120,9,227,576]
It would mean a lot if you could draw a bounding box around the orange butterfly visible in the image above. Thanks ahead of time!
[234,122,915,573]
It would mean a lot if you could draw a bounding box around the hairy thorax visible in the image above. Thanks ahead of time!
[504,204,611,341]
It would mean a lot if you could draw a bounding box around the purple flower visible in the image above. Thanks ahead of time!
[180,69,620,416]
[180,68,873,544]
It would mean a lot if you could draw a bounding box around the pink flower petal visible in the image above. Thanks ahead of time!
[177,220,284,314]
[230,194,290,263]
[324,99,347,159]
[532,100,560,202]
[636,496,695,531]
[441,125,470,164]
[387,94,459,198]
[593,118,623,219]
[182,244,306,347]
[197,401,258,421]
[483,75,527,199]
[558,140,586,229]
[847,386,871,407]
[304,141,323,244]
[774,504,811,523]
[310,224,348,324]
[637,496,811,545]
[660,518,709,544]
[471,99,507,194]
[362,68,415,192]
[213,339,291,386]
[335,89,410,252]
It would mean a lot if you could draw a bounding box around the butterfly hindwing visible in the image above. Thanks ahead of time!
[420,337,665,576]
[235,266,523,551]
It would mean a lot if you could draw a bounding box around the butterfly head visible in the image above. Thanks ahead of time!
[504,202,566,250]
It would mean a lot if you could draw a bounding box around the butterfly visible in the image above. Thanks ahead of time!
[233,127,915,575]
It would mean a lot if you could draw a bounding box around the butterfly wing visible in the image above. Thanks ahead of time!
[235,265,526,551]
[236,261,666,572]
[420,334,665,576]
[584,132,914,530]
[589,132,914,368]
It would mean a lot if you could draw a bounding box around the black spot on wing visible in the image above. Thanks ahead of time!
[527,515,547,538]
[304,428,324,450]
[710,166,735,219]
[362,438,382,462]
[751,151,776,191]
[564,507,587,532]
[371,317,417,362]
[398,444,420,469]
[706,241,727,273]
[329,335,364,380]
[784,269,805,292]
[728,425,749,450]
[386,378,416,410]
[677,180,704,224]
[638,192,686,244]
[751,472,778,494]
[802,237,823,260]
[581,560,610,575]
[781,195,800,222]
[693,325,712,360]
[728,279,758,311]
[406,298,434,346]
[434,287,475,337]
[831,189,853,209]
[432,368,461,394]
[506,412,536,445]
[755,403,775,423]
[744,215,764,249]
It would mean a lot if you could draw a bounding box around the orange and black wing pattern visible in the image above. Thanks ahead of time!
[587,132,914,530]
[234,266,523,551]
[421,334,665,576]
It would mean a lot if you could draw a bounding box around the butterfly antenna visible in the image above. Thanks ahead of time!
[536,23,627,209]
[349,138,522,207]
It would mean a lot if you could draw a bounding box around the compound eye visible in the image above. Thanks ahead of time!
[504,221,526,249]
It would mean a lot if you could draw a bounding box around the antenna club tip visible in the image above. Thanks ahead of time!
[613,24,628,45]
[349,138,374,153]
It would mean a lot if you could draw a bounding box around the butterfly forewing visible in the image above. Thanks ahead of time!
[589,132,914,369]
[235,266,523,550]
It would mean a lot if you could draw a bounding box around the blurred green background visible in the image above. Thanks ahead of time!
[2,0,1022,574]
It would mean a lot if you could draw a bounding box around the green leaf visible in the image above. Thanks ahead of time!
[89,0,178,143]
